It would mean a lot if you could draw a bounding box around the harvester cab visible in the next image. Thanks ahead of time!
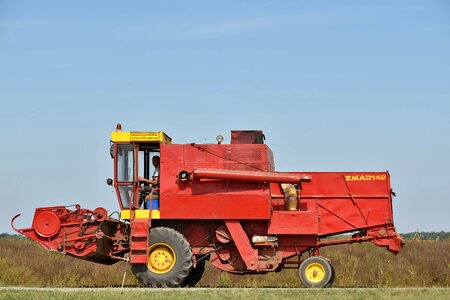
[109,125,171,217]
[12,124,404,288]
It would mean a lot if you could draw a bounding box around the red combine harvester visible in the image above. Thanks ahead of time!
[12,126,403,287]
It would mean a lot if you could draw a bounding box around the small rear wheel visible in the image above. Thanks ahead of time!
[298,256,333,288]
[325,263,335,288]
[131,227,192,287]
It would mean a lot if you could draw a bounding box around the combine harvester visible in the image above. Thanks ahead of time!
[12,125,403,287]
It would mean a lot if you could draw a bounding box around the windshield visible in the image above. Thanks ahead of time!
[117,144,134,182]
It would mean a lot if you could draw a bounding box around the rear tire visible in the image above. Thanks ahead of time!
[181,256,206,287]
[324,263,335,288]
[131,227,192,287]
[298,256,333,288]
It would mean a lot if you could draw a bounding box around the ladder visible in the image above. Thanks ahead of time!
[130,217,150,264]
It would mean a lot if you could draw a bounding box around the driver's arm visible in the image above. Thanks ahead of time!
[138,176,159,186]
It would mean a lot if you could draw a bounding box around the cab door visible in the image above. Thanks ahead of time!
[115,143,138,209]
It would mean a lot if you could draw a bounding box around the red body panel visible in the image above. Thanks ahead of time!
[268,211,319,234]
[159,143,274,219]
[158,143,394,238]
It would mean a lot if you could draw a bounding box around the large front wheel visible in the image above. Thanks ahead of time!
[131,227,193,287]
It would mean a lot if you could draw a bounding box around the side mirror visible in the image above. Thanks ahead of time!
[106,178,113,186]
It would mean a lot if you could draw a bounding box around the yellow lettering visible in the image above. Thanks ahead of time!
[346,174,387,181]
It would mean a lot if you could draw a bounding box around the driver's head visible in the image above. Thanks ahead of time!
[152,156,160,167]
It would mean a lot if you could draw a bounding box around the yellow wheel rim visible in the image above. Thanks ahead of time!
[304,262,326,283]
[147,242,176,274]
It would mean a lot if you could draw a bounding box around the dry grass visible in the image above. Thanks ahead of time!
[0,237,449,288]
[0,238,137,287]
[200,240,450,288]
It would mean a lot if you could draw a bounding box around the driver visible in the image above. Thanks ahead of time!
[138,156,160,207]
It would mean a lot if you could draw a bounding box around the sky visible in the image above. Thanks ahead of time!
[0,1,449,234]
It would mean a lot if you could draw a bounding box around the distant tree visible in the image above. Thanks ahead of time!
[0,233,22,239]
[401,231,450,240]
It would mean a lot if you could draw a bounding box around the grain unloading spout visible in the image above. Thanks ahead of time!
[184,168,312,184]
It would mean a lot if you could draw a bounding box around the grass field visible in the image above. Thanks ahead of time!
[1,288,450,300]
[0,237,449,288]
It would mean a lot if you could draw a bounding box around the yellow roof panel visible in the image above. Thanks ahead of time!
[111,131,172,144]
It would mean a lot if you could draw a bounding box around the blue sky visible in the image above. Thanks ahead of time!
[1,1,449,233]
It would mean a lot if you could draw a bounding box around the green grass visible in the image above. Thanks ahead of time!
[0,288,450,300]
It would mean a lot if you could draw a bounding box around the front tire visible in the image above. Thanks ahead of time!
[131,227,192,287]
[298,256,333,288]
